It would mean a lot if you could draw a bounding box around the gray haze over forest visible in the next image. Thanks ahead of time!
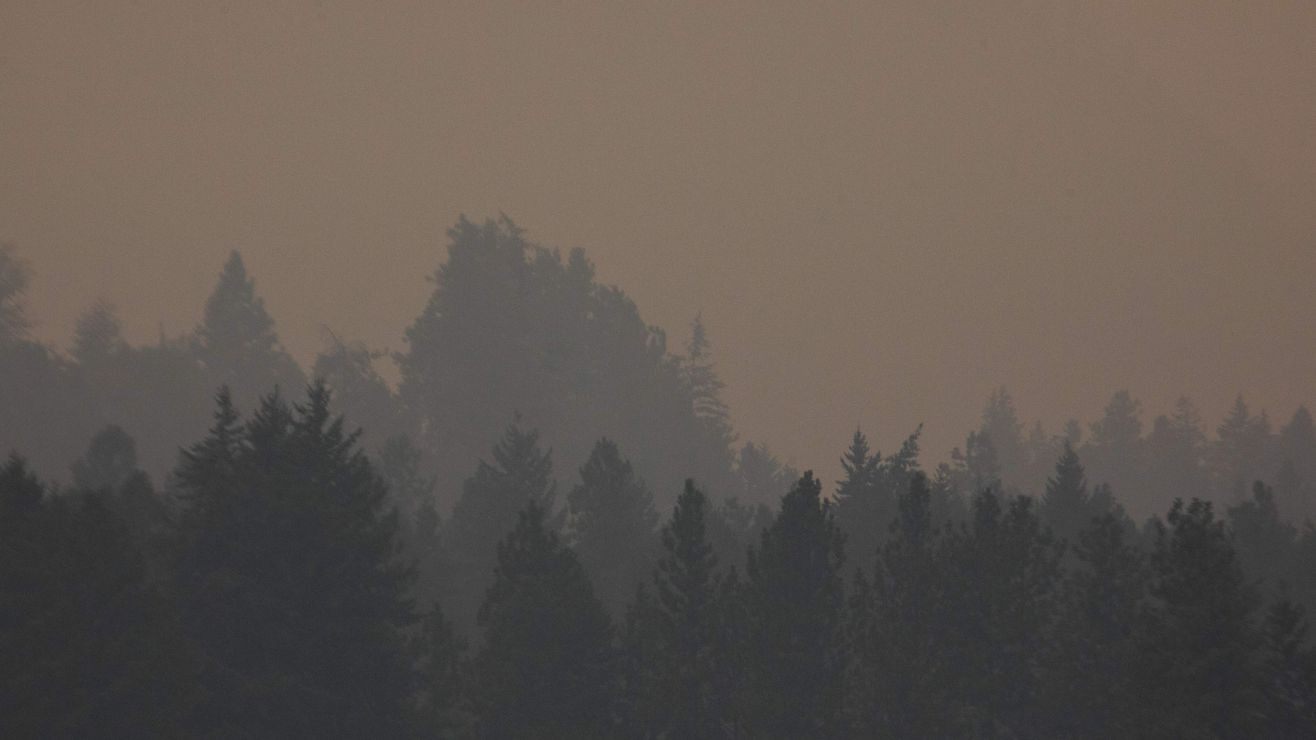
[4,0,1316,475]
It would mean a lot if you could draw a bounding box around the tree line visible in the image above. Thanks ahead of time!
[3,219,1316,736]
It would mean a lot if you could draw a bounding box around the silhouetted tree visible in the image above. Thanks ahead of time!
[1211,395,1274,502]
[1138,498,1264,737]
[981,386,1026,490]
[172,383,415,737]
[0,456,191,737]
[444,419,560,635]
[569,438,659,617]
[626,480,734,738]
[474,502,617,738]
[743,472,846,737]
[194,251,304,410]
[0,243,30,345]
[1042,512,1148,737]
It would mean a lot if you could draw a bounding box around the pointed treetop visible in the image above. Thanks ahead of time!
[72,299,126,363]
[197,250,280,361]
[0,243,32,344]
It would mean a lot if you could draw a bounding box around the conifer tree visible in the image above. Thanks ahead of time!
[444,419,560,634]
[569,438,660,617]
[194,251,304,408]
[474,502,617,738]
[1139,498,1264,737]
[744,472,847,737]
[853,472,955,736]
[1,456,191,737]
[0,243,30,345]
[172,382,415,737]
[71,299,127,365]
[941,489,1062,735]
[1042,512,1148,737]
[626,480,733,738]
[1259,594,1316,735]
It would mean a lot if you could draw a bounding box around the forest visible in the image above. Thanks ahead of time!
[2,217,1314,738]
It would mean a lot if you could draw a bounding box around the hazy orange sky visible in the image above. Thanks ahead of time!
[3,1,1315,474]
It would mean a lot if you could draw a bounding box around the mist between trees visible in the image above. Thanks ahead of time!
[1,218,1314,737]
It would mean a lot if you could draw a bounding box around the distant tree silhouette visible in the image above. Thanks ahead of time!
[569,438,660,617]
[474,502,617,738]
[71,299,128,365]
[1212,395,1274,502]
[0,243,31,345]
[194,251,304,410]
[444,418,560,636]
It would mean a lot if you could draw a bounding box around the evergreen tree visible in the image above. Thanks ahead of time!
[474,502,617,738]
[1082,390,1147,513]
[832,428,882,567]
[172,382,415,737]
[1211,395,1274,502]
[194,251,304,409]
[1259,594,1316,736]
[1042,512,1148,737]
[71,299,127,365]
[1276,406,1316,522]
[626,480,733,738]
[379,434,444,607]
[569,437,660,617]
[980,386,1025,490]
[1139,498,1264,737]
[1144,397,1210,515]
[0,456,191,736]
[1038,441,1125,547]
[0,243,30,345]
[313,333,403,453]
[941,489,1063,735]
[413,603,474,738]
[744,472,847,737]
[852,472,955,737]
[444,418,560,635]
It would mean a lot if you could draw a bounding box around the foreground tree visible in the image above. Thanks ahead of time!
[474,502,617,738]
[172,383,415,737]
[1138,498,1264,737]
[0,456,190,736]
[625,480,734,738]
[743,472,847,737]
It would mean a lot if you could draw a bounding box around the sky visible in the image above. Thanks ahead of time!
[3,1,1315,475]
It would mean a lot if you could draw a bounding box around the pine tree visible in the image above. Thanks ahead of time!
[744,472,847,738]
[1259,594,1316,736]
[172,382,416,737]
[1212,395,1274,502]
[0,243,30,345]
[194,251,304,409]
[626,480,733,738]
[569,438,660,617]
[853,472,955,737]
[474,502,617,738]
[832,428,882,569]
[71,299,127,365]
[444,418,560,635]
[942,489,1062,735]
[1139,498,1264,737]
[1042,512,1148,737]
[0,456,192,737]
[981,386,1025,490]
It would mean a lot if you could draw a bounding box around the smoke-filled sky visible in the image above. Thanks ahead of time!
[3,1,1315,472]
